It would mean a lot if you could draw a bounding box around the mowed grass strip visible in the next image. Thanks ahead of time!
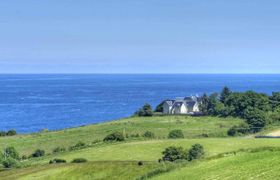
[0,116,242,155]
[0,161,162,180]
[152,150,280,180]
[25,138,280,166]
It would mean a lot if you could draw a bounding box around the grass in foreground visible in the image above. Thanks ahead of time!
[0,116,242,155]
[0,161,163,180]
[152,150,280,180]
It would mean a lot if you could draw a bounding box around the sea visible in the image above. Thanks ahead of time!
[0,74,280,133]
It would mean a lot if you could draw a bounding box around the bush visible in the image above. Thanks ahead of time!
[168,129,184,139]
[71,158,87,163]
[136,104,153,117]
[6,129,17,136]
[138,161,143,166]
[49,158,66,164]
[227,123,251,136]
[103,132,125,142]
[143,131,155,138]
[162,146,187,162]
[53,147,66,153]
[0,131,6,136]
[32,149,45,157]
[68,142,86,151]
[187,144,204,161]
[2,157,19,168]
[5,146,20,160]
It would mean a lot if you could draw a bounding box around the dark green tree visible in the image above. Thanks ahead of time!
[162,146,187,162]
[155,101,165,112]
[136,103,153,116]
[220,86,232,104]
[187,144,205,161]
[199,94,210,115]
[243,107,267,132]
[270,92,280,110]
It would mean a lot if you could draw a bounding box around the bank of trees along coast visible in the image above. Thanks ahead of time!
[199,87,280,135]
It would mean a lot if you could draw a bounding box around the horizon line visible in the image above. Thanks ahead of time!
[0,73,279,75]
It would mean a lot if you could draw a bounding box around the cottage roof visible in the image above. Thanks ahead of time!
[164,100,174,106]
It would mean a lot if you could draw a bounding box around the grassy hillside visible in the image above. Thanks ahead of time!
[0,115,242,155]
[1,115,280,179]
[24,138,280,166]
[153,150,280,180]
[0,161,163,180]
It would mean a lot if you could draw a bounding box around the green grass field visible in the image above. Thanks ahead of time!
[0,115,242,155]
[1,115,280,179]
[23,138,280,166]
[153,150,280,180]
[1,161,163,180]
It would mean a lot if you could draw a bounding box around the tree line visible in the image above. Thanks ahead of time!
[199,87,280,134]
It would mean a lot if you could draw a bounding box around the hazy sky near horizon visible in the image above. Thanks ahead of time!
[0,0,280,73]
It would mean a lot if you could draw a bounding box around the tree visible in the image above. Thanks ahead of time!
[136,103,153,116]
[155,101,165,113]
[270,92,280,109]
[243,107,267,132]
[4,146,19,160]
[168,129,184,139]
[103,132,125,142]
[220,86,232,104]
[187,144,204,161]
[199,94,210,115]
[6,129,17,136]
[162,146,187,162]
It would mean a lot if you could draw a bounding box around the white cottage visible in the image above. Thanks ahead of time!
[163,96,201,115]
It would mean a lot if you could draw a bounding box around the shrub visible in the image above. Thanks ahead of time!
[2,157,19,168]
[32,149,45,157]
[168,129,184,139]
[136,104,153,116]
[0,131,6,136]
[162,146,187,162]
[143,131,155,138]
[71,158,87,163]
[6,129,17,136]
[53,147,66,153]
[68,142,86,151]
[49,158,66,164]
[103,132,125,142]
[228,123,251,136]
[4,146,20,160]
[187,144,204,161]
[138,161,143,166]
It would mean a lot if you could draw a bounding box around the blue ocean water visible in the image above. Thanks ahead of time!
[0,74,280,133]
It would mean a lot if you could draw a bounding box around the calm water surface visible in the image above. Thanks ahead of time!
[0,74,280,133]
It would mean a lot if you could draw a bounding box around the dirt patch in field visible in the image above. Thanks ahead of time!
[267,130,280,136]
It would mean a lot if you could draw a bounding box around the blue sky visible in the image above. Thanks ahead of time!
[0,0,280,73]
